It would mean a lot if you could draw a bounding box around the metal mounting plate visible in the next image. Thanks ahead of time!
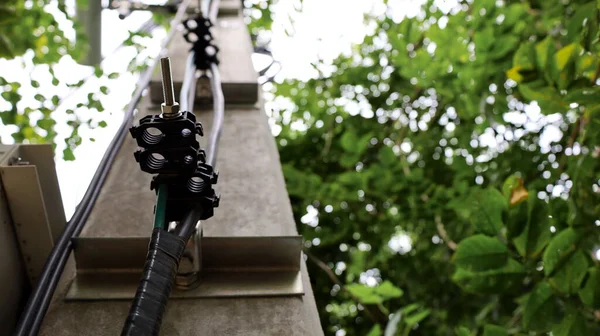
[66,235,304,300]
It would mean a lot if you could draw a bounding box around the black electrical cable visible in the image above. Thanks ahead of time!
[14,2,192,335]
[121,228,189,336]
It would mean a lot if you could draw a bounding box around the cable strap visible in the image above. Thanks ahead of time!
[121,229,186,336]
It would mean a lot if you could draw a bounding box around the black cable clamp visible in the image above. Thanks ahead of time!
[129,101,219,222]
[130,111,204,174]
[183,15,219,71]
[129,111,219,220]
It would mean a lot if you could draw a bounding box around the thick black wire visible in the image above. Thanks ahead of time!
[15,2,192,335]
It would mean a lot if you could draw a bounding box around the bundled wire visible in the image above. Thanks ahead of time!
[122,0,225,334]
[171,1,225,256]
[13,1,192,335]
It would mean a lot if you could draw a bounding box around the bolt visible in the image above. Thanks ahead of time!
[184,155,194,164]
[160,57,180,118]
[181,128,192,137]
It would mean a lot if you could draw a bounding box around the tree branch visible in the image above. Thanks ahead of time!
[303,248,387,325]
[435,215,457,251]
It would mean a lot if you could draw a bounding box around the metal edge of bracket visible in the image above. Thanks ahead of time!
[0,144,62,285]
[66,235,304,300]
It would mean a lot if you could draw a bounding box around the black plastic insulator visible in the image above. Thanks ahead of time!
[151,162,219,222]
[183,16,219,71]
[129,111,202,149]
[121,229,186,336]
[134,147,205,175]
[130,111,206,174]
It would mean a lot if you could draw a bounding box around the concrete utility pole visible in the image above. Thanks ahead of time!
[40,1,323,335]
[77,0,102,66]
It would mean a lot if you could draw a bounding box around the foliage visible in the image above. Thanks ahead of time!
[255,0,600,335]
[0,1,151,159]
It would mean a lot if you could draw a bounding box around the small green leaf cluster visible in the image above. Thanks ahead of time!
[452,176,599,334]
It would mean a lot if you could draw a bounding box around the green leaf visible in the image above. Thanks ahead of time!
[379,146,397,167]
[340,131,371,155]
[489,36,520,60]
[36,118,56,130]
[469,188,506,236]
[512,42,536,71]
[454,235,508,271]
[63,148,75,161]
[67,79,85,88]
[542,228,578,276]
[452,259,525,294]
[535,36,555,70]
[94,66,103,77]
[400,303,420,315]
[404,308,431,327]
[506,199,528,240]
[373,280,404,299]
[552,43,581,90]
[565,87,600,105]
[107,72,119,79]
[367,324,382,336]
[554,43,577,72]
[579,267,600,308]
[552,311,588,336]
[30,80,40,88]
[482,324,508,336]
[346,284,383,304]
[455,326,472,336]
[98,120,107,128]
[100,86,109,95]
[549,250,589,294]
[513,196,552,258]
[522,282,558,332]
[346,281,402,305]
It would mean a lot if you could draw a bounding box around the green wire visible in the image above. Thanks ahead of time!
[153,184,168,229]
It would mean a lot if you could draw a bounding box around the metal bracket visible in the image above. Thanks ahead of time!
[66,235,304,300]
[0,144,66,284]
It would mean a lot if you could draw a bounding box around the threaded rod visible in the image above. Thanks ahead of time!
[160,57,175,106]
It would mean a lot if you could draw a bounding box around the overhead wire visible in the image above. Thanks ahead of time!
[14,1,193,335]
[206,61,224,168]
[179,51,197,112]
[173,0,223,240]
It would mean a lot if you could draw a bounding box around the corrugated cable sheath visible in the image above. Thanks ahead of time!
[121,229,187,336]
